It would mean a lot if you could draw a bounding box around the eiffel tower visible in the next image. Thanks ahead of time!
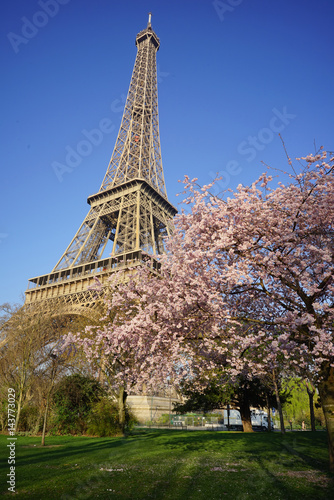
[25,14,177,316]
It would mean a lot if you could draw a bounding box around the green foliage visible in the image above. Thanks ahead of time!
[157,413,171,425]
[51,375,137,436]
[234,377,278,410]
[282,378,325,427]
[173,380,235,414]
[173,376,284,415]
[87,397,137,437]
[17,406,39,432]
[282,379,308,420]
[52,374,105,434]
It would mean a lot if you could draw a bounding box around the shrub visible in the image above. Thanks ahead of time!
[52,374,104,434]
[87,397,137,436]
[18,406,39,432]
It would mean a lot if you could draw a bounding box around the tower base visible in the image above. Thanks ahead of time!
[127,395,180,423]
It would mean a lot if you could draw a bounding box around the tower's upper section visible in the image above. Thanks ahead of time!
[99,14,167,199]
[135,13,160,51]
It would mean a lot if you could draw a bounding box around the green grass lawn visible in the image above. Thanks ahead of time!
[1,429,333,499]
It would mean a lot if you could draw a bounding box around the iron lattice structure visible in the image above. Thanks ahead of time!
[25,15,176,313]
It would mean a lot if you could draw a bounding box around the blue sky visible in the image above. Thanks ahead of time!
[1,0,333,306]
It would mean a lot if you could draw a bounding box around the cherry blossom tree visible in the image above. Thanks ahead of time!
[163,150,334,464]
[64,150,334,466]
[62,287,187,433]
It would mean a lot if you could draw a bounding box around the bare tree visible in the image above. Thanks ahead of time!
[0,303,73,431]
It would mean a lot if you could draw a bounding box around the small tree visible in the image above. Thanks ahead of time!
[0,303,65,430]
[40,347,72,445]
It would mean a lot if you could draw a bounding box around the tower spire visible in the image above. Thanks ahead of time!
[99,15,163,196]
[148,12,152,28]
[25,19,176,311]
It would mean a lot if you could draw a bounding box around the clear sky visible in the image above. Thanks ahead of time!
[1,0,333,306]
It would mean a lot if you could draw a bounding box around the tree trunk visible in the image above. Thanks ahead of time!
[41,379,55,446]
[239,396,253,432]
[14,365,29,432]
[272,369,285,434]
[41,359,59,445]
[41,396,49,446]
[118,386,127,435]
[318,363,334,472]
[227,404,231,431]
[15,385,24,432]
[266,393,272,432]
[34,405,44,435]
[98,354,106,384]
[305,380,316,432]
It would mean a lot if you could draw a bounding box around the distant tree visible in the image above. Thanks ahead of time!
[174,375,280,432]
[305,379,317,432]
[173,378,234,415]
[282,377,323,430]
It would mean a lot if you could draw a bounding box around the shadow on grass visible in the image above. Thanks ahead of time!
[134,429,330,466]
[0,431,333,499]
[10,437,128,468]
[136,431,333,500]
